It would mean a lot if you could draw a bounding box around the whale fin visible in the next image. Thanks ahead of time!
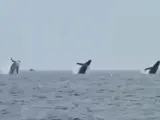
[77,63,84,66]
[144,67,152,71]
[10,57,16,62]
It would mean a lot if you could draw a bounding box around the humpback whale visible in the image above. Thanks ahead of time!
[77,60,92,74]
[9,57,21,75]
[144,61,160,74]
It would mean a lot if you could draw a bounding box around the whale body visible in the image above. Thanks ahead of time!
[9,57,21,75]
[77,60,92,74]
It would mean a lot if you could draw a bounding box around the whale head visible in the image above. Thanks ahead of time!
[85,60,92,66]
[15,60,21,67]
[17,60,21,63]
[155,61,160,66]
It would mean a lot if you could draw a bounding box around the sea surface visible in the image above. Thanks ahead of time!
[0,70,160,120]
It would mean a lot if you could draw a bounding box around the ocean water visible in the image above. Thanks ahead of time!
[0,70,160,120]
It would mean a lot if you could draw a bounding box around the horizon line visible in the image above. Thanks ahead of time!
[19,69,141,71]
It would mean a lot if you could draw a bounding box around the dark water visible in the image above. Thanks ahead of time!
[0,70,160,120]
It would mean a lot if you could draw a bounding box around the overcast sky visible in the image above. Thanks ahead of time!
[0,0,160,70]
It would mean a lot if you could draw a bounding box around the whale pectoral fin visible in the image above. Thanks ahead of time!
[77,63,84,66]
[144,67,152,71]
[10,57,15,62]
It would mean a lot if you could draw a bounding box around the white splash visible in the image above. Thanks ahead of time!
[72,65,80,74]
[0,61,11,74]
[140,69,148,74]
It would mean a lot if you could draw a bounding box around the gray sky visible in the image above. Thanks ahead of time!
[0,0,160,70]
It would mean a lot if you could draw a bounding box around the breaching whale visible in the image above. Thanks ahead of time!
[144,61,160,74]
[77,60,92,74]
[9,57,21,75]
